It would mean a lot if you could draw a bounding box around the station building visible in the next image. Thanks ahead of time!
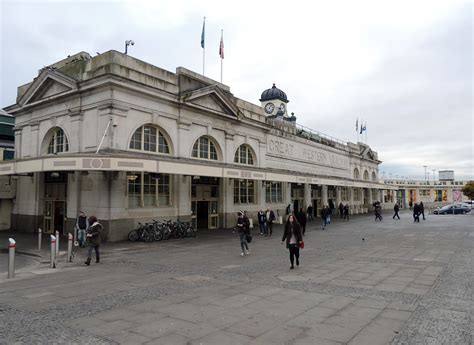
[0,51,395,241]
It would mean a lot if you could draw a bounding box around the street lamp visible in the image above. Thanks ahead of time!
[432,169,436,183]
[422,165,427,182]
[125,40,135,54]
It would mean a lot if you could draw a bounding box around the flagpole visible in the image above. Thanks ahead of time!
[220,29,223,83]
[202,17,206,76]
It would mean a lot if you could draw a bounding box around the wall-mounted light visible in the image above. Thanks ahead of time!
[127,174,138,181]
[50,172,60,178]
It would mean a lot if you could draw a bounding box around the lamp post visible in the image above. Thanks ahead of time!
[125,40,135,54]
[423,165,427,182]
[432,169,436,183]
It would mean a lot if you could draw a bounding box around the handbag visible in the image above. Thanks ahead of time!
[246,234,253,243]
[299,240,304,249]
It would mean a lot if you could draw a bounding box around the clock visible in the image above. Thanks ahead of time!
[280,103,286,112]
[264,102,275,114]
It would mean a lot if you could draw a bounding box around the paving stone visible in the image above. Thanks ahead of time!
[190,330,252,345]
[318,296,356,310]
[144,332,190,345]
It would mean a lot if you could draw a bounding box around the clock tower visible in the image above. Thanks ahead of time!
[260,83,289,117]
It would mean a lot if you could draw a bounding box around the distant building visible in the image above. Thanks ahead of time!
[1,51,393,240]
[382,177,469,208]
[0,109,15,230]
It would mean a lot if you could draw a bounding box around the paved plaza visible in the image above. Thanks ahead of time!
[0,211,473,344]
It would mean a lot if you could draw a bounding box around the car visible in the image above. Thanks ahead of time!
[433,203,472,215]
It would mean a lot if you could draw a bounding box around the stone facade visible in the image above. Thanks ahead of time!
[1,50,393,240]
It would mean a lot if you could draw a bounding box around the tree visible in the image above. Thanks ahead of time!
[462,180,474,199]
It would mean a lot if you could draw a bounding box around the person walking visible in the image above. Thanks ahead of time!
[84,216,102,265]
[296,207,307,236]
[321,206,329,230]
[420,202,426,220]
[343,204,350,221]
[413,203,420,222]
[257,209,267,236]
[338,202,344,219]
[236,211,250,256]
[307,205,314,222]
[75,211,89,247]
[374,202,383,221]
[409,200,413,210]
[266,207,276,237]
[281,215,303,269]
[393,203,400,219]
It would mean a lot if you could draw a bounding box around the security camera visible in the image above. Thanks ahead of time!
[130,41,135,45]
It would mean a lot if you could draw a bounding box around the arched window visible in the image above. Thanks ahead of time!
[234,144,255,165]
[47,127,69,154]
[130,125,170,154]
[353,168,360,180]
[192,136,218,160]
[363,170,369,181]
[371,172,377,181]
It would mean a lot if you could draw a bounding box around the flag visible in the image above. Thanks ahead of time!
[355,118,358,132]
[219,31,224,59]
[200,17,205,49]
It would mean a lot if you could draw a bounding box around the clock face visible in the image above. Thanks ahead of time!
[280,103,286,112]
[264,102,275,114]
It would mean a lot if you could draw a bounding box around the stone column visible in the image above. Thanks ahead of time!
[349,188,354,215]
[178,175,191,219]
[321,185,328,207]
[304,183,312,210]
[368,188,373,206]
[336,187,342,207]
[285,183,292,207]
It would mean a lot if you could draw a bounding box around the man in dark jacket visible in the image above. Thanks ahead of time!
[321,206,329,230]
[266,208,276,237]
[236,211,250,256]
[257,209,267,236]
[296,207,307,235]
[393,203,400,219]
[413,203,420,222]
[84,216,102,265]
[307,205,314,221]
[420,202,426,220]
[338,203,344,219]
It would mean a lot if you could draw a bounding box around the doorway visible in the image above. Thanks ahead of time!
[44,200,67,234]
[196,201,209,229]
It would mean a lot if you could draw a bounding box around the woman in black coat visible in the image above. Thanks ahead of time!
[281,215,303,269]
[84,216,102,265]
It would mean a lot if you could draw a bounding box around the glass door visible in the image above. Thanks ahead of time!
[44,200,53,234]
[209,200,218,229]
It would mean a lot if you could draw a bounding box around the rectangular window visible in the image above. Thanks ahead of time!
[234,179,255,204]
[265,182,283,203]
[127,172,171,207]
[353,189,361,201]
[341,187,348,200]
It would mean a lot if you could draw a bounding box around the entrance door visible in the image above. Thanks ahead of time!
[44,200,53,234]
[44,201,66,234]
[209,200,218,229]
[196,201,209,229]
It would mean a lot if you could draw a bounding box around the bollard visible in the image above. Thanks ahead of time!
[8,238,16,278]
[55,230,59,257]
[50,235,56,268]
[38,228,42,251]
[67,233,73,263]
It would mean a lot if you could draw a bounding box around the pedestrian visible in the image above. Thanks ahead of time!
[281,215,303,269]
[266,207,276,237]
[307,205,314,221]
[286,204,291,215]
[343,204,350,221]
[75,211,89,247]
[296,207,307,235]
[339,202,344,219]
[236,211,250,256]
[374,202,383,221]
[420,202,426,220]
[393,203,400,219]
[257,209,267,236]
[409,200,413,210]
[84,216,102,265]
[321,205,329,229]
[413,203,420,222]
